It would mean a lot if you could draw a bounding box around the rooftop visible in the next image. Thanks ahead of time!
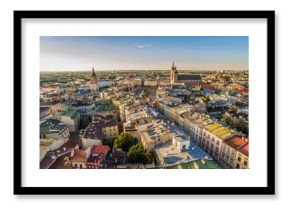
[102,150,127,168]
[40,118,67,134]
[178,74,201,81]
[224,136,249,156]
[71,149,88,163]
[156,142,192,165]
[88,145,111,164]
[40,100,61,106]
[204,123,235,139]
[83,119,118,140]
[95,100,118,112]
[167,159,222,169]
[60,109,79,118]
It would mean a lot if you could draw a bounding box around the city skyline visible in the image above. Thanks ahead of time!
[40,36,248,71]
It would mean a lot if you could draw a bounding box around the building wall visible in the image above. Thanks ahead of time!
[81,138,102,149]
[40,138,68,161]
[144,80,158,87]
[89,109,119,120]
[102,125,119,139]
[221,144,236,168]
[201,130,222,161]
[40,127,70,140]
[141,135,155,152]
[59,114,80,132]
[71,103,95,113]
[235,151,249,169]
[50,103,61,114]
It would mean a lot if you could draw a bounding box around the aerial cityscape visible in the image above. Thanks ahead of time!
[40,36,249,169]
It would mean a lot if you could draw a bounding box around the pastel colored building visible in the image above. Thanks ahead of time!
[202,123,235,161]
[221,135,249,169]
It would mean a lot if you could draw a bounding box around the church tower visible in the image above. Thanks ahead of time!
[170,61,178,83]
[90,66,99,93]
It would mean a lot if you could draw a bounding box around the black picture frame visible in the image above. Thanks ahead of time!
[14,10,275,195]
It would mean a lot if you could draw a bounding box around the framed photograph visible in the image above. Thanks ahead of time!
[14,10,275,195]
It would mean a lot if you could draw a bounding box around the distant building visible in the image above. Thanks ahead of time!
[170,61,201,85]
[40,100,61,114]
[40,106,51,120]
[93,100,119,120]
[144,80,158,87]
[90,67,99,92]
[206,106,225,119]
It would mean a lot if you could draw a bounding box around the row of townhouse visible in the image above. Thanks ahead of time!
[158,101,249,169]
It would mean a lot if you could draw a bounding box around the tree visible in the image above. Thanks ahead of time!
[222,114,235,128]
[103,137,117,148]
[222,114,248,135]
[236,122,249,135]
[140,89,147,99]
[113,132,138,152]
[127,143,151,164]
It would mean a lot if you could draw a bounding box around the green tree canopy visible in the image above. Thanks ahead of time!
[127,143,151,164]
[140,89,147,99]
[222,114,248,135]
[236,122,249,135]
[113,132,138,152]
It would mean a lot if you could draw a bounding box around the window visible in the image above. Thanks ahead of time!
[222,146,226,152]
[225,155,229,161]
[236,163,240,169]
[244,161,248,166]
[231,151,235,158]
[216,141,220,145]
[221,152,225,158]
[238,157,241,162]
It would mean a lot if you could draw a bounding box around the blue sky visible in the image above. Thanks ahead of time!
[40,36,248,71]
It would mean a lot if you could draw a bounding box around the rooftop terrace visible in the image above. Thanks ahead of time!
[204,123,235,139]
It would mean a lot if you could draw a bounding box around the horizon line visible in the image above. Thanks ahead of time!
[40,68,249,72]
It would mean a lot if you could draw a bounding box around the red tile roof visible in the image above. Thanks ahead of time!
[91,145,110,154]
[88,145,110,164]
[224,135,249,156]
[238,143,249,157]
[71,149,87,163]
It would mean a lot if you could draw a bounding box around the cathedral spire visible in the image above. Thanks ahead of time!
[91,66,96,77]
[90,66,99,92]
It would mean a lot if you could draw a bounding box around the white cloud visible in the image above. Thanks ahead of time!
[133,44,152,48]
